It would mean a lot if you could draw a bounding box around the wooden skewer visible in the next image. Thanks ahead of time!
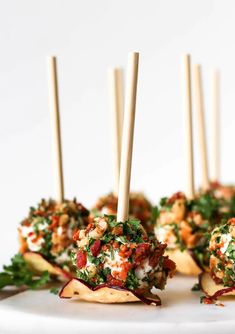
[116,68,124,147]
[48,56,64,203]
[182,54,195,199]
[117,52,139,222]
[193,64,210,191]
[211,69,220,183]
[109,68,124,196]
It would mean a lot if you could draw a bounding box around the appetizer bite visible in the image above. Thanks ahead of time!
[0,56,90,291]
[18,198,89,279]
[155,192,221,275]
[60,52,175,305]
[60,215,175,304]
[200,218,235,301]
[92,192,154,233]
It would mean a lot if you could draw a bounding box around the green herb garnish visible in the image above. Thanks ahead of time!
[0,254,51,290]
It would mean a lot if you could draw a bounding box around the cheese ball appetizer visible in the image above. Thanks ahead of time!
[60,215,175,305]
[92,192,154,233]
[155,192,221,275]
[200,218,235,301]
[18,199,89,280]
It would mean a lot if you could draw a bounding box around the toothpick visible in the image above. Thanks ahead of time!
[182,54,195,199]
[48,56,64,203]
[211,69,220,182]
[117,53,139,222]
[193,64,210,191]
[109,68,124,196]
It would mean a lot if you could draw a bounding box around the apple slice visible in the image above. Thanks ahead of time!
[166,249,201,276]
[59,278,161,305]
[200,272,235,299]
[23,252,72,281]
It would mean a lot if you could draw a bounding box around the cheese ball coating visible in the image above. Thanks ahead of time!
[209,218,235,287]
[72,215,175,294]
[18,199,89,268]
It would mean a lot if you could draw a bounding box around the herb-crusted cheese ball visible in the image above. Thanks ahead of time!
[93,192,154,234]
[209,218,235,287]
[72,215,175,293]
[155,192,221,274]
[18,199,89,269]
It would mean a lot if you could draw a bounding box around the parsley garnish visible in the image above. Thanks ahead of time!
[0,254,51,290]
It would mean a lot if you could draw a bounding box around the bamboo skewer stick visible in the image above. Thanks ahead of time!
[193,64,210,191]
[211,69,220,183]
[109,68,124,196]
[117,52,139,222]
[182,54,195,199]
[48,56,64,203]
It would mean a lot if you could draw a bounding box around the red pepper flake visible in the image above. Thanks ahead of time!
[73,230,80,241]
[76,250,87,268]
[118,262,132,280]
[107,274,123,287]
[90,240,101,257]
[48,215,59,230]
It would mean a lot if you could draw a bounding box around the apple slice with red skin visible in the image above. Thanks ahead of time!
[199,272,235,299]
[166,249,202,276]
[59,278,161,305]
[23,252,73,281]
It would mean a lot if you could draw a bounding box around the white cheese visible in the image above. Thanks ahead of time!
[27,235,44,252]
[103,251,126,274]
[20,225,34,238]
[55,251,70,264]
[155,226,177,249]
[221,233,232,254]
[135,258,152,280]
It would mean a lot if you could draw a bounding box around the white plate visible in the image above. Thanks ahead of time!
[0,275,234,334]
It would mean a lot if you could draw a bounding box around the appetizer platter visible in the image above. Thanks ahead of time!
[1,52,235,334]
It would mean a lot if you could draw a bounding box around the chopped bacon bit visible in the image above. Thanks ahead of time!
[76,251,87,269]
[168,192,186,204]
[203,297,214,305]
[48,215,59,230]
[130,243,136,249]
[228,218,235,226]
[134,243,151,264]
[111,226,123,236]
[73,230,80,241]
[107,274,123,287]
[210,181,221,189]
[23,220,31,227]
[86,223,94,232]
[119,245,132,258]
[102,244,109,251]
[120,244,128,252]
[163,256,176,274]
[112,241,119,249]
[118,262,132,280]
[90,240,101,257]
[148,244,167,268]
[31,235,42,243]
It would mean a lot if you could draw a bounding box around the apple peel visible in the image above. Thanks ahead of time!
[166,249,201,276]
[23,252,72,281]
[59,278,161,305]
[199,272,235,299]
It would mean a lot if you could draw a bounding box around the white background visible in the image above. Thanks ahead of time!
[1,0,235,265]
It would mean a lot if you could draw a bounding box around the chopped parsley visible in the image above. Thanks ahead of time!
[0,254,51,290]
